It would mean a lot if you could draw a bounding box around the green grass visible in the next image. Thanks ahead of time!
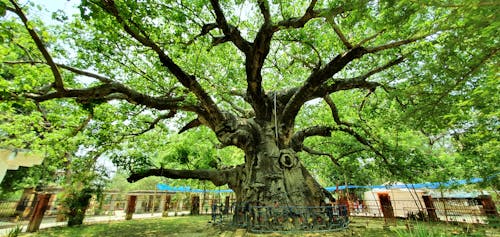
[18,216,497,237]
[20,216,219,237]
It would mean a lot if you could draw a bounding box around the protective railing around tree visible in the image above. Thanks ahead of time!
[0,194,498,231]
[231,203,349,233]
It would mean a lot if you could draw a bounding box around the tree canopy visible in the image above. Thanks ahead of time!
[0,0,498,198]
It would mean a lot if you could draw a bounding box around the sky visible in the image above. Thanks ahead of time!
[29,0,80,23]
[23,0,117,175]
[36,0,79,12]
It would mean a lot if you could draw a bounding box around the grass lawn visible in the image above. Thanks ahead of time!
[20,216,219,237]
[18,216,498,237]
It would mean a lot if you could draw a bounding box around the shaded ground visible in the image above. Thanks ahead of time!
[11,216,499,237]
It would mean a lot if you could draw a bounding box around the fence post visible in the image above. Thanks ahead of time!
[422,195,438,221]
[162,195,171,217]
[27,193,52,232]
[478,195,498,216]
[191,196,200,215]
[125,195,137,220]
[224,196,230,214]
[15,188,34,218]
[109,194,116,214]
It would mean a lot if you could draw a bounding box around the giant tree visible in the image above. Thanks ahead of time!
[1,0,498,209]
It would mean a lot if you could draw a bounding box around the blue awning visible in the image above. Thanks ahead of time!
[156,183,232,193]
[324,177,486,191]
[157,175,493,193]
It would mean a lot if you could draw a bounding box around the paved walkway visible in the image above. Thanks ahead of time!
[0,211,190,236]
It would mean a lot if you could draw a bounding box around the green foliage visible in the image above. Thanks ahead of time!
[1,0,498,192]
[394,223,446,237]
[61,187,93,226]
[7,225,22,237]
[0,167,44,198]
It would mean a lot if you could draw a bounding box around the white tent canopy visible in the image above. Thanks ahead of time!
[0,149,44,183]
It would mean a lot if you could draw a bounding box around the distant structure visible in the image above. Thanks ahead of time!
[0,149,44,183]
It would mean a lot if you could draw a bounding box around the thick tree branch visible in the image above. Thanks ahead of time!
[302,146,341,167]
[4,61,113,83]
[366,34,430,53]
[248,3,345,121]
[188,23,218,44]
[25,83,194,112]
[5,60,192,111]
[331,23,353,49]
[290,125,389,165]
[291,125,333,151]
[178,118,202,134]
[9,0,65,91]
[355,29,386,47]
[282,54,407,141]
[70,113,93,137]
[281,46,368,135]
[130,110,177,136]
[323,95,351,126]
[127,167,235,186]
[209,0,252,52]
[98,0,225,128]
[272,0,342,31]
[257,0,271,25]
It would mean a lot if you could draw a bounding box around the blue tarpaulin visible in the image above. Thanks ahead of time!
[324,177,485,191]
[157,176,490,193]
[156,183,232,193]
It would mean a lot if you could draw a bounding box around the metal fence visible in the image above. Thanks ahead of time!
[0,194,498,232]
[347,198,498,225]
[231,203,349,233]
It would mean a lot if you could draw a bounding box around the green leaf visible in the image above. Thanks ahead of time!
[0,2,6,17]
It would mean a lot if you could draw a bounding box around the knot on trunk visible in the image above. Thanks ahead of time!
[279,149,297,169]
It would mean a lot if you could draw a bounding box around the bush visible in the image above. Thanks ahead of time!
[62,187,93,226]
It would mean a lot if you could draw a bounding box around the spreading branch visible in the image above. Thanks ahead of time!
[4,61,113,84]
[291,125,333,151]
[331,23,353,49]
[257,0,271,25]
[98,0,225,128]
[8,0,65,91]
[272,0,341,31]
[129,110,177,136]
[70,113,94,137]
[323,95,351,126]
[127,167,236,186]
[366,34,431,53]
[281,46,368,134]
[355,29,386,47]
[25,82,190,112]
[209,0,252,52]
[178,118,202,134]
[303,146,341,167]
[282,44,413,139]
[4,61,188,110]
[290,124,389,165]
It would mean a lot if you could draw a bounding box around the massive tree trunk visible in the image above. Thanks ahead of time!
[233,145,329,207]
[129,118,333,208]
[218,118,333,207]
